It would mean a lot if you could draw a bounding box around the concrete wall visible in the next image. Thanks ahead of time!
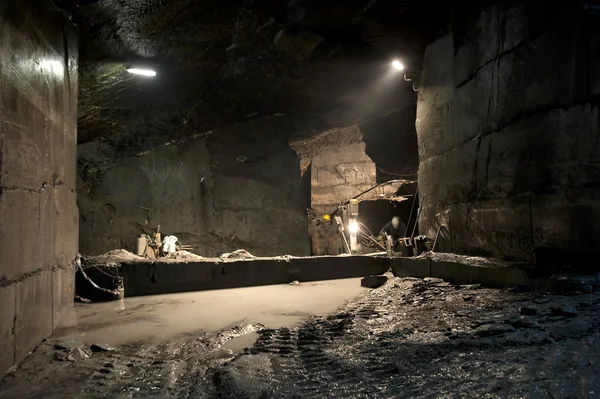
[308,126,377,213]
[0,1,78,376]
[417,1,600,261]
[78,121,310,257]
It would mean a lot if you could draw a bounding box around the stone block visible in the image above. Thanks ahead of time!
[496,26,588,129]
[335,162,375,183]
[120,256,390,297]
[416,59,497,161]
[448,198,532,261]
[313,167,347,187]
[0,284,16,376]
[0,189,43,279]
[452,4,501,86]
[420,34,454,107]
[448,60,499,149]
[53,267,75,330]
[40,186,78,269]
[1,117,49,191]
[311,183,373,211]
[15,272,53,362]
[492,104,600,196]
[38,188,55,270]
[453,44,477,88]
[532,188,600,255]
[391,257,430,279]
[429,261,470,285]
[429,260,529,288]
[418,103,599,261]
[48,121,68,190]
[417,34,454,161]
[417,138,479,207]
[501,3,532,54]
[311,142,372,168]
[415,102,450,162]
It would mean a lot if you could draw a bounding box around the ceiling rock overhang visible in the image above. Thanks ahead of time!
[56,0,443,157]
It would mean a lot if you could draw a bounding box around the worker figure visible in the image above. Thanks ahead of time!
[379,216,407,241]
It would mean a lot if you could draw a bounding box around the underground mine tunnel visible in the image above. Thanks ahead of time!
[2,0,600,397]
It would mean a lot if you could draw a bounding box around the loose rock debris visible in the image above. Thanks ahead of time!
[2,276,600,398]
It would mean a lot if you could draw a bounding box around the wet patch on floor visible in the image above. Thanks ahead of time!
[2,277,600,398]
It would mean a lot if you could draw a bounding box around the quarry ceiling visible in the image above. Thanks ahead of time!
[56,0,442,157]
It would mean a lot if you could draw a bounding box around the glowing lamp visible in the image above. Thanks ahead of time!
[391,60,404,71]
[126,68,157,77]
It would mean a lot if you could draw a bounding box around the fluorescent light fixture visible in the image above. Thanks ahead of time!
[126,68,157,77]
[391,60,404,71]
[348,220,359,234]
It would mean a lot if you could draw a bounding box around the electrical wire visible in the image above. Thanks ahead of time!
[375,166,418,179]
[358,222,375,237]
[77,263,120,295]
[357,230,386,251]
[92,265,123,281]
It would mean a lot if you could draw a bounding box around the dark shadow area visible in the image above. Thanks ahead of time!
[360,107,419,183]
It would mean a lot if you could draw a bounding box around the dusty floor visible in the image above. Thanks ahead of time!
[1,276,600,398]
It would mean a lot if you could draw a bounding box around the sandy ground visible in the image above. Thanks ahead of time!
[2,276,600,398]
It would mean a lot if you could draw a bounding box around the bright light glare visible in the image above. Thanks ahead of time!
[348,220,359,234]
[392,60,404,71]
[127,68,157,77]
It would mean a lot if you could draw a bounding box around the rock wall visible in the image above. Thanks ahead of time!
[417,1,600,261]
[293,126,377,214]
[78,121,310,257]
[0,1,78,376]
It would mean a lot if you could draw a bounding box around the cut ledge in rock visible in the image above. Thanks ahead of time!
[361,275,388,288]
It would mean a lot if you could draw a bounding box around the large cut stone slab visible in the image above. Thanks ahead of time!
[16,272,53,362]
[0,284,16,376]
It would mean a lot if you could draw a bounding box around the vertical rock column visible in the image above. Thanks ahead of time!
[0,1,78,376]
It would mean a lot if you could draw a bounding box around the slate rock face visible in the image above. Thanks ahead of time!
[417,1,600,264]
[78,122,311,257]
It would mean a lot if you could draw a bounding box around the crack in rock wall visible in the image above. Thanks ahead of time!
[417,1,600,261]
[0,0,78,377]
[78,120,310,257]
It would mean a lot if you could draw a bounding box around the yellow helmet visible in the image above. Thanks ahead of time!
[322,214,331,221]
